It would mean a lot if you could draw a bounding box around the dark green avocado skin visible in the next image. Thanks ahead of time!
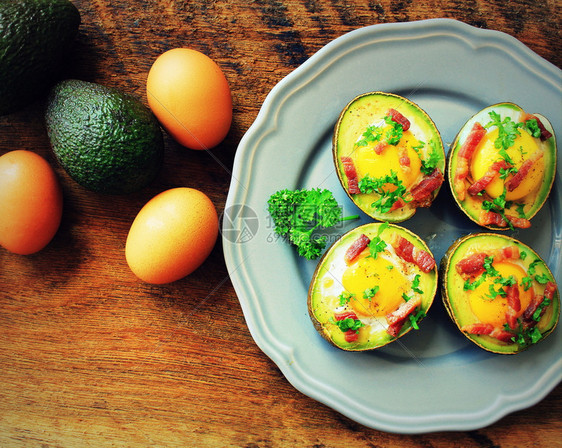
[0,0,81,115]
[45,79,165,195]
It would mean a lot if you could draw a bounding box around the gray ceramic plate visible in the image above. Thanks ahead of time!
[222,19,562,433]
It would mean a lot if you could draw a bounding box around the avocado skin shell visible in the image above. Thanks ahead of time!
[439,232,560,354]
[45,79,165,195]
[0,0,81,115]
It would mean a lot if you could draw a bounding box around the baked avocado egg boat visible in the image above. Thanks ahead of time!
[448,102,556,229]
[308,222,437,351]
[440,233,559,354]
[334,92,445,223]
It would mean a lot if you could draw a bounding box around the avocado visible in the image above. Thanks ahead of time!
[308,222,437,351]
[447,103,556,230]
[440,233,559,354]
[0,0,80,115]
[333,92,445,223]
[45,79,164,194]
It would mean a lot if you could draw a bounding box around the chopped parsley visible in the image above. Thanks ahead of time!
[409,309,426,330]
[363,286,380,300]
[358,171,409,214]
[534,273,551,284]
[367,221,389,259]
[524,118,541,138]
[485,111,524,150]
[356,124,383,147]
[332,316,364,332]
[421,144,441,175]
[338,291,354,306]
[533,297,551,322]
[520,276,533,291]
[411,274,423,294]
[384,115,403,145]
[507,320,543,346]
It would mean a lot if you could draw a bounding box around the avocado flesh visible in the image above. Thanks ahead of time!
[45,80,164,194]
[440,233,560,354]
[447,103,556,229]
[333,92,445,222]
[308,223,437,351]
[0,0,80,115]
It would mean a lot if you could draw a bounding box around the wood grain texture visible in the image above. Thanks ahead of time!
[1,1,561,447]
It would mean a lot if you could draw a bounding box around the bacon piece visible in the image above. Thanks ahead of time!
[343,330,359,342]
[479,211,531,229]
[398,146,410,170]
[456,252,488,276]
[374,141,388,154]
[462,323,494,335]
[386,295,422,337]
[496,245,520,261]
[334,311,361,342]
[461,323,513,343]
[340,156,361,194]
[392,236,436,273]
[506,151,544,192]
[344,234,370,264]
[523,113,553,141]
[505,284,521,330]
[334,310,358,321]
[387,108,410,131]
[544,281,558,300]
[522,294,543,323]
[467,160,510,196]
[456,246,520,276]
[521,283,556,326]
[454,122,487,201]
[389,197,407,212]
[409,168,444,205]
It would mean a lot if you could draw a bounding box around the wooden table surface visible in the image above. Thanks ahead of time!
[1,1,561,446]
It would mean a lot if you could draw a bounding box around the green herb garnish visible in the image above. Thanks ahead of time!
[367,221,389,259]
[524,118,541,138]
[485,111,524,150]
[332,317,364,332]
[384,115,403,145]
[267,188,359,260]
[358,171,409,214]
[338,291,355,306]
[363,286,379,300]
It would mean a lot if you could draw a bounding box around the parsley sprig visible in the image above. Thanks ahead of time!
[267,188,359,260]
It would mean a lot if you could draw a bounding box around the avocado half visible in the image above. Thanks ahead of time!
[440,233,560,354]
[333,92,445,223]
[447,102,556,230]
[308,222,437,351]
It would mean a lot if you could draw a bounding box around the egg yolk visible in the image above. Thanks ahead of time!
[468,261,532,326]
[341,253,410,317]
[470,128,544,201]
[353,129,422,189]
